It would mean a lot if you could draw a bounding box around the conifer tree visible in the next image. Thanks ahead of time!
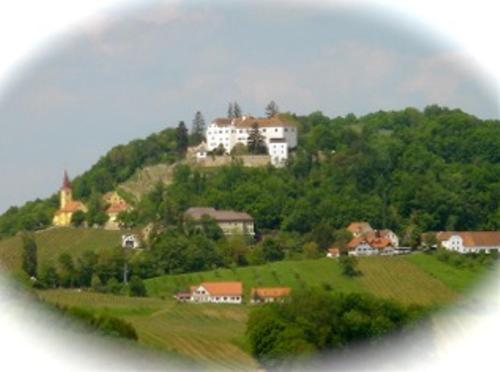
[21,233,38,277]
[233,102,242,118]
[191,111,206,145]
[176,121,189,155]
[227,102,234,119]
[247,122,267,154]
[265,100,279,118]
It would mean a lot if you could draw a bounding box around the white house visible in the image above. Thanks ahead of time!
[347,236,396,256]
[436,231,500,254]
[188,282,243,304]
[205,115,297,166]
[326,247,341,258]
[122,234,141,249]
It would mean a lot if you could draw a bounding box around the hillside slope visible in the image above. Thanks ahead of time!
[0,227,123,271]
[118,163,177,202]
[144,255,481,306]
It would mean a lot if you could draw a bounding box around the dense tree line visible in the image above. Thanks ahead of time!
[246,290,426,366]
[127,106,500,247]
[2,106,499,242]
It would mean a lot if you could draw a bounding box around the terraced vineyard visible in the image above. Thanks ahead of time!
[38,290,256,369]
[0,227,123,271]
[35,254,491,368]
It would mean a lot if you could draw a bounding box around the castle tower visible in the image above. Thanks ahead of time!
[60,170,73,209]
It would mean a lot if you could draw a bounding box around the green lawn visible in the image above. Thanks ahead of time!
[405,253,490,293]
[0,227,123,271]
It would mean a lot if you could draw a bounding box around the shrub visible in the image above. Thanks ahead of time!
[128,276,147,297]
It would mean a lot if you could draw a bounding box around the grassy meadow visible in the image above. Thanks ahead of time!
[0,227,123,271]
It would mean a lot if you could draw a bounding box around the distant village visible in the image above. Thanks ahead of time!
[51,113,500,305]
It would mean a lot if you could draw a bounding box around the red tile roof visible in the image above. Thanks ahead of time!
[436,231,500,247]
[347,222,373,236]
[55,201,86,214]
[251,287,291,298]
[197,281,243,296]
[106,202,130,214]
[211,115,296,129]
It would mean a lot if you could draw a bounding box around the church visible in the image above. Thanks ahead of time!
[52,171,88,226]
[52,171,132,229]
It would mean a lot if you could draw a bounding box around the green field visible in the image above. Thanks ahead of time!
[2,227,491,368]
[405,253,490,293]
[0,227,123,271]
[146,255,468,306]
[38,290,256,369]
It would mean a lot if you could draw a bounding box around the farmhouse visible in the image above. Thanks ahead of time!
[326,247,341,258]
[250,287,291,304]
[185,207,255,236]
[206,115,298,166]
[188,281,243,304]
[346,221,400,250]
[436,231,500,254]
[103,191,132,230]
[53,171,88,226]
[347,235,395,256]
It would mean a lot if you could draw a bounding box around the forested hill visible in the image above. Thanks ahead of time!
[0,127,179,237]
[1,105,499,239]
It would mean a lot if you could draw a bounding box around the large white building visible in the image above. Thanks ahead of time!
[206,115,298,166]
[436,231,500,254]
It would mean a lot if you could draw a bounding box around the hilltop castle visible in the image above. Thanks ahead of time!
[52,171,87,226]
[205,115,298,165]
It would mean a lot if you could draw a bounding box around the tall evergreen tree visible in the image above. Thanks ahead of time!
[265,100,279,118]
[227,102,234,119]
[247,122,267,154]
[191,111,206,145]
[21,233,38,277]
[233,102,242,118]
[176,121,189,155]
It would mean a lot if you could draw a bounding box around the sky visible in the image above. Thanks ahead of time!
[0,0,498,213]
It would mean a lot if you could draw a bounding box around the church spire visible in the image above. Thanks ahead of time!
[62,170,72,189]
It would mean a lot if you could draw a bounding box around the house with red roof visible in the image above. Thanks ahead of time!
[436,231,500,254]
[187,281,243,304]
[347,233,396,256]
[250,287,291,304]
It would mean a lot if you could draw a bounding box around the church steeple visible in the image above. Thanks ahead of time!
[62,170,71,190]
[60,170,73,209]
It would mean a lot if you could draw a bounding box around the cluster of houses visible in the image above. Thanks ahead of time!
[175,281,291,305]
[326,221,500,257]
[196,114,298,166]
[327,222,408,258]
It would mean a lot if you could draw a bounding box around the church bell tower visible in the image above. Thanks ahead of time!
[60,170,73,209]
